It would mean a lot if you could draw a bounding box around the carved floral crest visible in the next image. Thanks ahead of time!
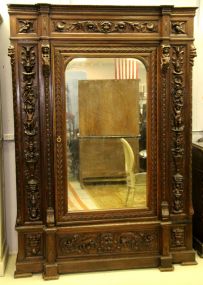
[54,20,158,34]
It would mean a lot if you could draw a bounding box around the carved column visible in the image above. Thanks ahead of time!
[159,6,173,271]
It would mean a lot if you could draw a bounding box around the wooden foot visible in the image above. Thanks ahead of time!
[159,255,174,272]
[43,263,59,280]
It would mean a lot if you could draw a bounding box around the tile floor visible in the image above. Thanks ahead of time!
[1,254,203,285]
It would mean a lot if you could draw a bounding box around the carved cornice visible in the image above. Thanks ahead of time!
[53,20,158,34]
[21,45,41,221]
[171,46,185,214]
[58,230,158,257]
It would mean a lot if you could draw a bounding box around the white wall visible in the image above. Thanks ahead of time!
[0,0,202,254]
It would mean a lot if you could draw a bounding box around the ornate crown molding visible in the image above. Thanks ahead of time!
[53,20,158,34]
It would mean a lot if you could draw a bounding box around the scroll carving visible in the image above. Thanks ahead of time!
[59,230,158,257]
[25,233,42,257]
[21,46,41,221]
[18,20,34,33]
[171,46,185,214]
[54,20,158,34]
[171,227,185,248]
[171,21,186,34]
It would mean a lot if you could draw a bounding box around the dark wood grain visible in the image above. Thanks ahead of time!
[8,4,197,279]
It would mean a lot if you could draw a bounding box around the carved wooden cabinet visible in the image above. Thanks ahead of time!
[192,142,203,257]
[8,4,197,280]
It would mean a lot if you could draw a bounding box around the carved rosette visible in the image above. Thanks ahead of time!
[53,20,158,34]
[171,227,185,248]
[171,21,186,34]
[58,230,158,257]
[25,233,43,257]
[21,46,41,221]
[18,19,34,33]
[171,46,185,214]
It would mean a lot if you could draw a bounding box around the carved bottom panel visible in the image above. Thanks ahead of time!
[57,224,160,259]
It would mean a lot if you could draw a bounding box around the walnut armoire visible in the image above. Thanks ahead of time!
[8,4,197,280]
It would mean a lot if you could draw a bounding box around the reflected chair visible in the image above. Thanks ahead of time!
[120,138,136,206]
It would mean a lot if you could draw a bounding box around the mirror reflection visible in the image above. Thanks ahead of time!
[65,58,147,211]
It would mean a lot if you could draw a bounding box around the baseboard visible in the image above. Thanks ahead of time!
[0,244,9,276]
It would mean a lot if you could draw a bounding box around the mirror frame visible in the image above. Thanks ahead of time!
[64,56,148,213]
[54,49,156,222]
[8,4,197,279]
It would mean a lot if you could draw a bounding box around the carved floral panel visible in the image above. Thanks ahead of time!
[58,230,159,257]
[52,20,158,34]
[17,19,36,34]
[20,45,41,221]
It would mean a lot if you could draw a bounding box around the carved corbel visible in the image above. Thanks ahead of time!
[8,45,15,65]
[161,45,170,72]
[190,44,197,66]
[161,201,170,221]
[42,43,50,76]
[46,207,55,227]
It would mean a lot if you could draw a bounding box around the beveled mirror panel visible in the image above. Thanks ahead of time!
[65,58,147,212]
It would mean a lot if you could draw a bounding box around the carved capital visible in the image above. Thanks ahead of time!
[161,45,170,72]
[161,201,170,221]
[46,207,55,227]
[190,44,197,66]
[42,43,50,76]
[8,45,15,65]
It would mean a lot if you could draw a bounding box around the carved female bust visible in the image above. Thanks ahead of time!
[8,4,196,279]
